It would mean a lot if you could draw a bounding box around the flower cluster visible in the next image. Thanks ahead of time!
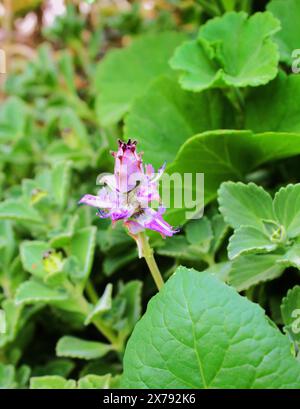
[79,139,178,245]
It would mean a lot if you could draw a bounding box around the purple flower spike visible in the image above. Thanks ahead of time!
[79,139,178,244]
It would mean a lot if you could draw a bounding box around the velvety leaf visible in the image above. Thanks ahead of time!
[124,76,235,167]
[277,244,300,269]
[245,73,300,133]
[281,286,300,342]
[229,254,284,291]
[56,336,113,360]
[267,0,300,64]
[0,200,42,224]
[51,161,72,208]
[15,280,68,305]
[0,300,22,347]
[0,220,15,268]
[218,182,275,230]
[30,375,76,389]
[0,364,16,389]
[170,12,280,91]
[228,226,276,260]
[33,359,75,378]
[20,241,50,277]
[77,374,111,389]
[273,184,300,238]
[122,267,300,388]
[84,284,113,325]
[0,97,27,141]
[70,226,96,285]
[94,32,185,125]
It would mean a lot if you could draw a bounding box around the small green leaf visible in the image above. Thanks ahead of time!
[70,226,96,285]
[228,226,277,260]
[218,182,275,230]
[85,284,113,325]
[51,161,71,208]
[77,374,111,389]
[15,280,68,305]
[56,336,113,360]
[30,375,76,389]
[281,286,300,342]
[0,97,27,141]
[0,200,42,224]
[122,267,300,388]
[273,184,300,238]
[229,254,284,291]
[170,12,280,91]
[33,359,75,378]
[20,241,49,277]
[0,364,16,389]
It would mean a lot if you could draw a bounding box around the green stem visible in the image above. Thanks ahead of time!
[85,279,98,304]
[64,281,118,347]
[138,232,164,291]
[197,0,221,16]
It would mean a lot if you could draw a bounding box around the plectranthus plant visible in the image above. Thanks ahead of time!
[79,139,178,290]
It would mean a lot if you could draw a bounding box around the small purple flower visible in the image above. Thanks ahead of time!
[79,139,178,243]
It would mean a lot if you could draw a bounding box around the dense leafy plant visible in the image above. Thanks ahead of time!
[1,0,300,389]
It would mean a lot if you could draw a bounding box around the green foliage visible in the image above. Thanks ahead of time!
[122,267,300,388]
[94,32,185,126]
[2,0,300,390]
[170,12,280,91]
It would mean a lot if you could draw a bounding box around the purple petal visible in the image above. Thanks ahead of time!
[78,194,110,209]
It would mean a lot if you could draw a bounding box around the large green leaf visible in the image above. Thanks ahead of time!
[165,130,258,225]
[122,267,300,388]
[165,131,300,226]
[245,72,300,132]
[94,32,185,126]
[267,0,300,64]
[124,76,235,167]
[170,12,280,92]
